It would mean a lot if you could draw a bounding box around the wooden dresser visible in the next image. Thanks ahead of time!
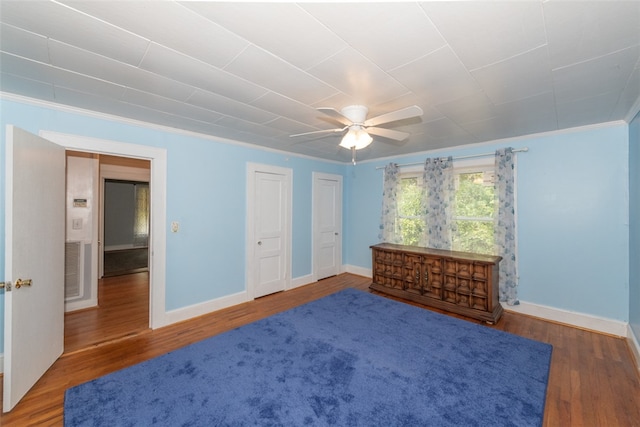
[370,243,503,323]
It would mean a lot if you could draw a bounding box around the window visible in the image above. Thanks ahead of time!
[452,164,495,255]
[397,172,424,246]
[397,159,497,255]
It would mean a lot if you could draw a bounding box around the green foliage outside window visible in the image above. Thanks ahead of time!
[398,177,424,246]
[452,172,495,255]
[397,171,496,255]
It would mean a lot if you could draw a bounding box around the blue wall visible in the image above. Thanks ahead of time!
[0,98,346,352]
[0,97,634,356]
[346,124,630,322]
[630,111,640,342]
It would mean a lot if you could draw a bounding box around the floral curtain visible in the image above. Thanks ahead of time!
[422,157,455,250]
[494,148,518,305]
[379,163,402,243]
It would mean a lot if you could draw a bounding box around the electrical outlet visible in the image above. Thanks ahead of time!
[171,221,179,233]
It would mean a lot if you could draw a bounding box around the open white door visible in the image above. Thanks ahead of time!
[313,173,342,280]
[3,126,65,412]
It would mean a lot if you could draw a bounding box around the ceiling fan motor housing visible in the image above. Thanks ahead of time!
[341,105,368,124]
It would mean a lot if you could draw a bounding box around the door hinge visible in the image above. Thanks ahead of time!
[0,281,12,291]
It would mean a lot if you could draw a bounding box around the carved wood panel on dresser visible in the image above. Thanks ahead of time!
[370,243,503,323]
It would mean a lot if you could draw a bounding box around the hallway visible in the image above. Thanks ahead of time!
[64,272,149,354]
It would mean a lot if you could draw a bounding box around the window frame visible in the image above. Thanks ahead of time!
[395,157,500,253]
[396,167,425,246]
[452,157,496,222]
[451,157,496,254]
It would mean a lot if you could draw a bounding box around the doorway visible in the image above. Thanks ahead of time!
[63,152,151,354]
[103,179,150,277]
[3,128,168,410]
[41,130,167,330]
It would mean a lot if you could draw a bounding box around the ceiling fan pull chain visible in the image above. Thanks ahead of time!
[352,146,357,165]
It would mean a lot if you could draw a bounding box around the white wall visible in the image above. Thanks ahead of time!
[65,156,98,311]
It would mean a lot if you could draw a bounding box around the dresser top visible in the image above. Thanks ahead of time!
[371,243,502,264]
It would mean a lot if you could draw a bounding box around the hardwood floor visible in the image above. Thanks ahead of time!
[1,273,639,426]
[64,272,150,354]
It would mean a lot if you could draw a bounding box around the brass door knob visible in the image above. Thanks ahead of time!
[15,278,32,289]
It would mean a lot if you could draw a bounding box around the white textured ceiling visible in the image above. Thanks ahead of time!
[1,1,639,162]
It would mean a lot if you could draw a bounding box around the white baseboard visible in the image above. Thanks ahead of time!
[65,297,98,313]
[160,272,332,328]
[290,274,314,290]
[344,264,372,278]
[504,300,628,336]
[628,325,640,374]
[160,290,249,328]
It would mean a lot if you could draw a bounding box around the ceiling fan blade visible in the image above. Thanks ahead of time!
[364,105,423,127]
[366,127,410,141]
[289,127,345,138]
[317,107,353,126]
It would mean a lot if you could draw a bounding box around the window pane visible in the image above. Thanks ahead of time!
[452,220,494,254]
[399,218,423,246]
[398,177,421,217]
[398,177,423,245]
[455,172,495,218]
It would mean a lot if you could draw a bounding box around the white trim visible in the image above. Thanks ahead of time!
[504,300,628,336]
[64,298,98,312]
[628,325,640,374]
[290,274,314,290]
[0,354,3,374]
[2,93,631,167]
[39,131,168,330]
[345,264,372,278]
[161,291,248,328]
[165,273,322,326]
[624,95,640,123]
[246,162,293,299]
[360,120,628,166]
[1,92,344,165]
[345,263,626,337]
[343,262,629,337]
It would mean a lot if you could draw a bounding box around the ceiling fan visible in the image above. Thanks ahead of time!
[291,104,423,163]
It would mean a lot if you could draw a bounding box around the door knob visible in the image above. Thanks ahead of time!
[15,278,32,289]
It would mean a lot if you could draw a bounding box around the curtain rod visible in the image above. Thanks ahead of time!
[375,147,528,169]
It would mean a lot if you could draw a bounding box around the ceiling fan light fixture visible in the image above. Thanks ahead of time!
[339,127,373,150]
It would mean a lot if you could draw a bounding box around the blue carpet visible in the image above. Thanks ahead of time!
[64,288,552,426]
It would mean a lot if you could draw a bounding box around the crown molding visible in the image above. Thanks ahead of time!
[358,120,629,166]
[625,95,640,123]
[2,92,631,167]
[0,92,346,166]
